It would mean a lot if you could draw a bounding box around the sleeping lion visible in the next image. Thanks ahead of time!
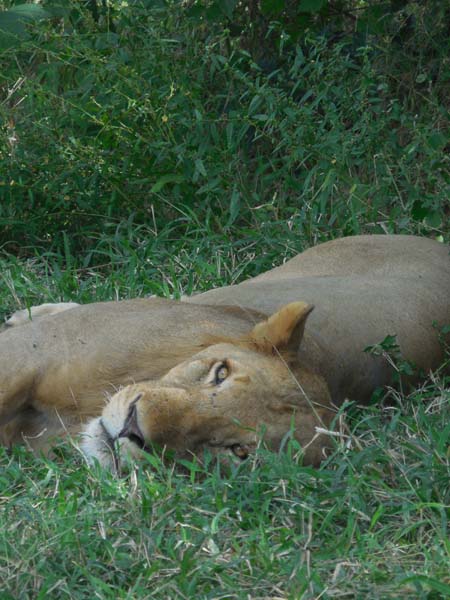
[1,235,449,472]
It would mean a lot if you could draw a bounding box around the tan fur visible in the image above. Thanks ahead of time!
[1,235,449,470]
[4,302,80,328]
[81,307,332,470]
[251,301,314,353]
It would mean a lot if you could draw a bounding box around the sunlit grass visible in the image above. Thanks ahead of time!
[0,242,449,598]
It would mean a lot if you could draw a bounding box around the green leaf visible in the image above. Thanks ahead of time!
[425,211,442,229]
[427,132,447,150]
[299,0,327,14]
[94,32,120,51]
[356,5,388,35]
[195,158,207,177]
[220,0,238,20]
[205,3,222,21]
[0,11,27,38]
[412,201,442,228]
[227,187,240,227]
[6,4,50,19]
[0,3,51,48]
[150,174,185,193]
[261,0,285,16]
[41,1,72,19]
[185,4,205,20]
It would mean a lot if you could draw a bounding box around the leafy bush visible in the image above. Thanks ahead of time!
[0,0,448,266]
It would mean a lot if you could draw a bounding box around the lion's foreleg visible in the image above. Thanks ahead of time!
[0,327,42,425]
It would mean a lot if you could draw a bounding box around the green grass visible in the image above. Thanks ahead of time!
[0,381,449,599]
[0,1,449,598]
[0,231,448,600]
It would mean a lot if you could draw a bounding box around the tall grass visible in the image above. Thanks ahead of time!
[0,1,448,266]
[0,379,449,598]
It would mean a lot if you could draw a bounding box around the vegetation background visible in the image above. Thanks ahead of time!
[0,1,449,597]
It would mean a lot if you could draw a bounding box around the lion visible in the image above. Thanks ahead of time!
[0,235,449,472]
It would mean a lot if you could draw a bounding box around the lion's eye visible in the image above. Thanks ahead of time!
[214,362,229,385]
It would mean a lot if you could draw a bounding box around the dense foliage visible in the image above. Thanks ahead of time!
[0,2,449,598]
[0,0,449,266]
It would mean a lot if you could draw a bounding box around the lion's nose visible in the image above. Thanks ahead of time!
[118,400,146,449]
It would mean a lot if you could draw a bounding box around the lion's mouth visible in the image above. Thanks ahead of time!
[117,400,152,453]
[98,417,121,474]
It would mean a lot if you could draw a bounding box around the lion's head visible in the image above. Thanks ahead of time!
[81,302,333,472]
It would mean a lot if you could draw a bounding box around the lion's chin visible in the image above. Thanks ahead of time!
[81,417,154,474]
[81,417,117,471]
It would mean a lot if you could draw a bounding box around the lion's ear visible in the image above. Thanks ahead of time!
[250,302,314,354]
